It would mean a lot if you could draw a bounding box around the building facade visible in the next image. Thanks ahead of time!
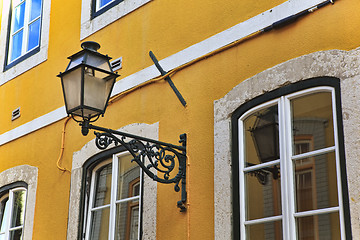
[0,0,360,239]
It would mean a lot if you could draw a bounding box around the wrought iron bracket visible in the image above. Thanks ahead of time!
[80,120,187,212]
[149,51,187,107]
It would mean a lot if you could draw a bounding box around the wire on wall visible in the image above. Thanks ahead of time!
[57,116,72,173]
[57,0,335,172]
[108,0,335,104]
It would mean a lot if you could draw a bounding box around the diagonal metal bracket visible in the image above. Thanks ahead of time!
[149,51,187,107]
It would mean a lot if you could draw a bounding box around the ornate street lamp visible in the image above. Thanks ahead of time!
[58,42,187,211]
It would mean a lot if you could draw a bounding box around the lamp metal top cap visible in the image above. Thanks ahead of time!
[81,41,101,52]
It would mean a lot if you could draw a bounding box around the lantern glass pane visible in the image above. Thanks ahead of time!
[244,105,279,166]
[86,54,111,71]
[83,67,115,117]
[61,67,82,113]
[291,92,334,156]
[67,54,85,70]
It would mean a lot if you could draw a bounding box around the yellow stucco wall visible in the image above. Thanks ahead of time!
[0,0,359,239]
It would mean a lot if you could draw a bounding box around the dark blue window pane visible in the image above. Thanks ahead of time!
[99,0,113,8]
[27,19,40,51]
[30,0,42,21]
[11,30,23,61]
[13,2,26,33]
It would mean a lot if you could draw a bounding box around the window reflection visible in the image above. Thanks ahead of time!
[292,92,334,155]
[246,221,283,240]
[245,164,281,221]
[244,105,279,166]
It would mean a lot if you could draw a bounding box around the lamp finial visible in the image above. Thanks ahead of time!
[81,41,100,52]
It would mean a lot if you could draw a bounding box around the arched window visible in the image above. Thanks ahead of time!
[231,78,351,239]
[82,151,143,240]
[67,123,158,240]
[0,182,27,240]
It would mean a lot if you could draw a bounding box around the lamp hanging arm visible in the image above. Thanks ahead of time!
[80,120,187,211]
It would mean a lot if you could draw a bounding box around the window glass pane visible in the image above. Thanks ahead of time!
[13,2,25,33]
[27,19,40,51]
[90,208,110,240]
[117,155,140,200]
[115,202,139,240]
[11,31,24,62]
[30,0,42,21]
[9,229,22,240]
[93,163,112,208]
[246,220,282,240]
[10,190,26,228]
[0,197,9,233]
[294,152,339,212]
[99,0,113,8]
[245,164,281,220]
[292,92,334,155]
[296,212,340,240]
[244,105,279,167]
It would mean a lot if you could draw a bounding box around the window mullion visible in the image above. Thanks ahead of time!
[5,190,14,240]
[331,89,346,239]
[278,96,288,240]
[283,95,298,239]
[108,154,118,240]
[22,0,31,55]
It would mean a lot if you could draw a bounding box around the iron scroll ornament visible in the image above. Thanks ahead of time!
[81,120,187,212]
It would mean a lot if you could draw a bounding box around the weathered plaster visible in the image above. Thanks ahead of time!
[0,165,38,240]
[214,48,360,239]
[67,122,158,240]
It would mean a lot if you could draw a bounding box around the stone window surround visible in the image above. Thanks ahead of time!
[0,0,51,86]
[67,122,158,240]
[214,48,360,239]
[80,0,152,40]
[0,165,38,240]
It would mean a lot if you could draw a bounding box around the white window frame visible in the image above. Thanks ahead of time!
[84,152,143,240]
[7,0,42,65]
[238,87,346,239]
[95,0,116,12]
[0,187,27,240]
[0,0,51,85]
[80,0,152,40]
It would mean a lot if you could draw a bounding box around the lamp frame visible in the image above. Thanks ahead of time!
[58,64,118,120]
[59,41,188,211]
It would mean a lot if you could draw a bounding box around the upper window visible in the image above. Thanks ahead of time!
[93,0,122,18]
[236,86,349,239]
[7,0,42,66]
[0,0,49,84]
[0,183,27,240]
[83,152,142,240]
[80,0,151,40]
